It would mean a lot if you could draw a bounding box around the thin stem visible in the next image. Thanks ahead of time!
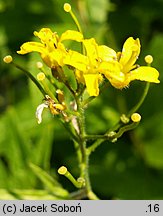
[87,138,105,154]
[13,62,46,96]
[40,79,58,103]
[69,10,83,34]
[76,97,97,198]
[113,122,139,140]
[82,96,95,107]
[58,166,84,189]
[70,189,87,200]
[52,67,76,98]
[82,81,111,107]
[84,134,110,140]
[87,122,140,154]
[59,118,79,143]
[127,82,150,117]
[68,7,85,55]
[87,191,99,200]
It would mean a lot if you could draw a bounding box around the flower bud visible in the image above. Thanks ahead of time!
[77,177,86,186]
[120,114,130,124]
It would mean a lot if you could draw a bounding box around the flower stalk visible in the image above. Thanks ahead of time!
[12,61,46,96]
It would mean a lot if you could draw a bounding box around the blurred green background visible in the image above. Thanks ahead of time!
[0,0,163,199]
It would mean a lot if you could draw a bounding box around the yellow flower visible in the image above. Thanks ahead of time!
[104,37,160,88]
[17,28,83,69]
[64,38,117,96]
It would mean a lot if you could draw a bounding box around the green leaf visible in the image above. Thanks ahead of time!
[29,163,69,199]
[0,189,60,200]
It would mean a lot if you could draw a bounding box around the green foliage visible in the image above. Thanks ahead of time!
[0,0,163,199]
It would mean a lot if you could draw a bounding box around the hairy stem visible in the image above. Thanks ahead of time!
[76,97,99,199]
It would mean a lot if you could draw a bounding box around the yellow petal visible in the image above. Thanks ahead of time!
[60,30,83,42]
[99,61,125,82]
[130,66,160,83]
[17,42,45,54]
[97,45,117,62]
[119,37,140,71]
[75,70,85,84]
[63,50,88,71]
[41,50,63,68]
[83,38,98,65]
[34,28,58,45]
[83,74,100,96]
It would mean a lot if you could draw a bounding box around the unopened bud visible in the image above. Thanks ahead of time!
[3,55,13,63]
[120,114,130,124]
[77,177,85,186]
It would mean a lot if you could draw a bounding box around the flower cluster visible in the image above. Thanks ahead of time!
[17,29,160,97]
[3,3,161,200]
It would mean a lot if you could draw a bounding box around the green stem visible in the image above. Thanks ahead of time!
[70,189,87,200]
[87,138,105,154]
[70,10,83,34]
[40,80,58,103]
[13,62,46,96]
[87,82,150,153]
[87,122,140,154]
[82,82,110,107]
[52,67,76,98]
[127,82,150,117]
[59,118,79,143]
[58,166,84,188]
[84,134,110,140]
[69,7,85,55]
[113,122,139,140]
[76,97,98,199]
